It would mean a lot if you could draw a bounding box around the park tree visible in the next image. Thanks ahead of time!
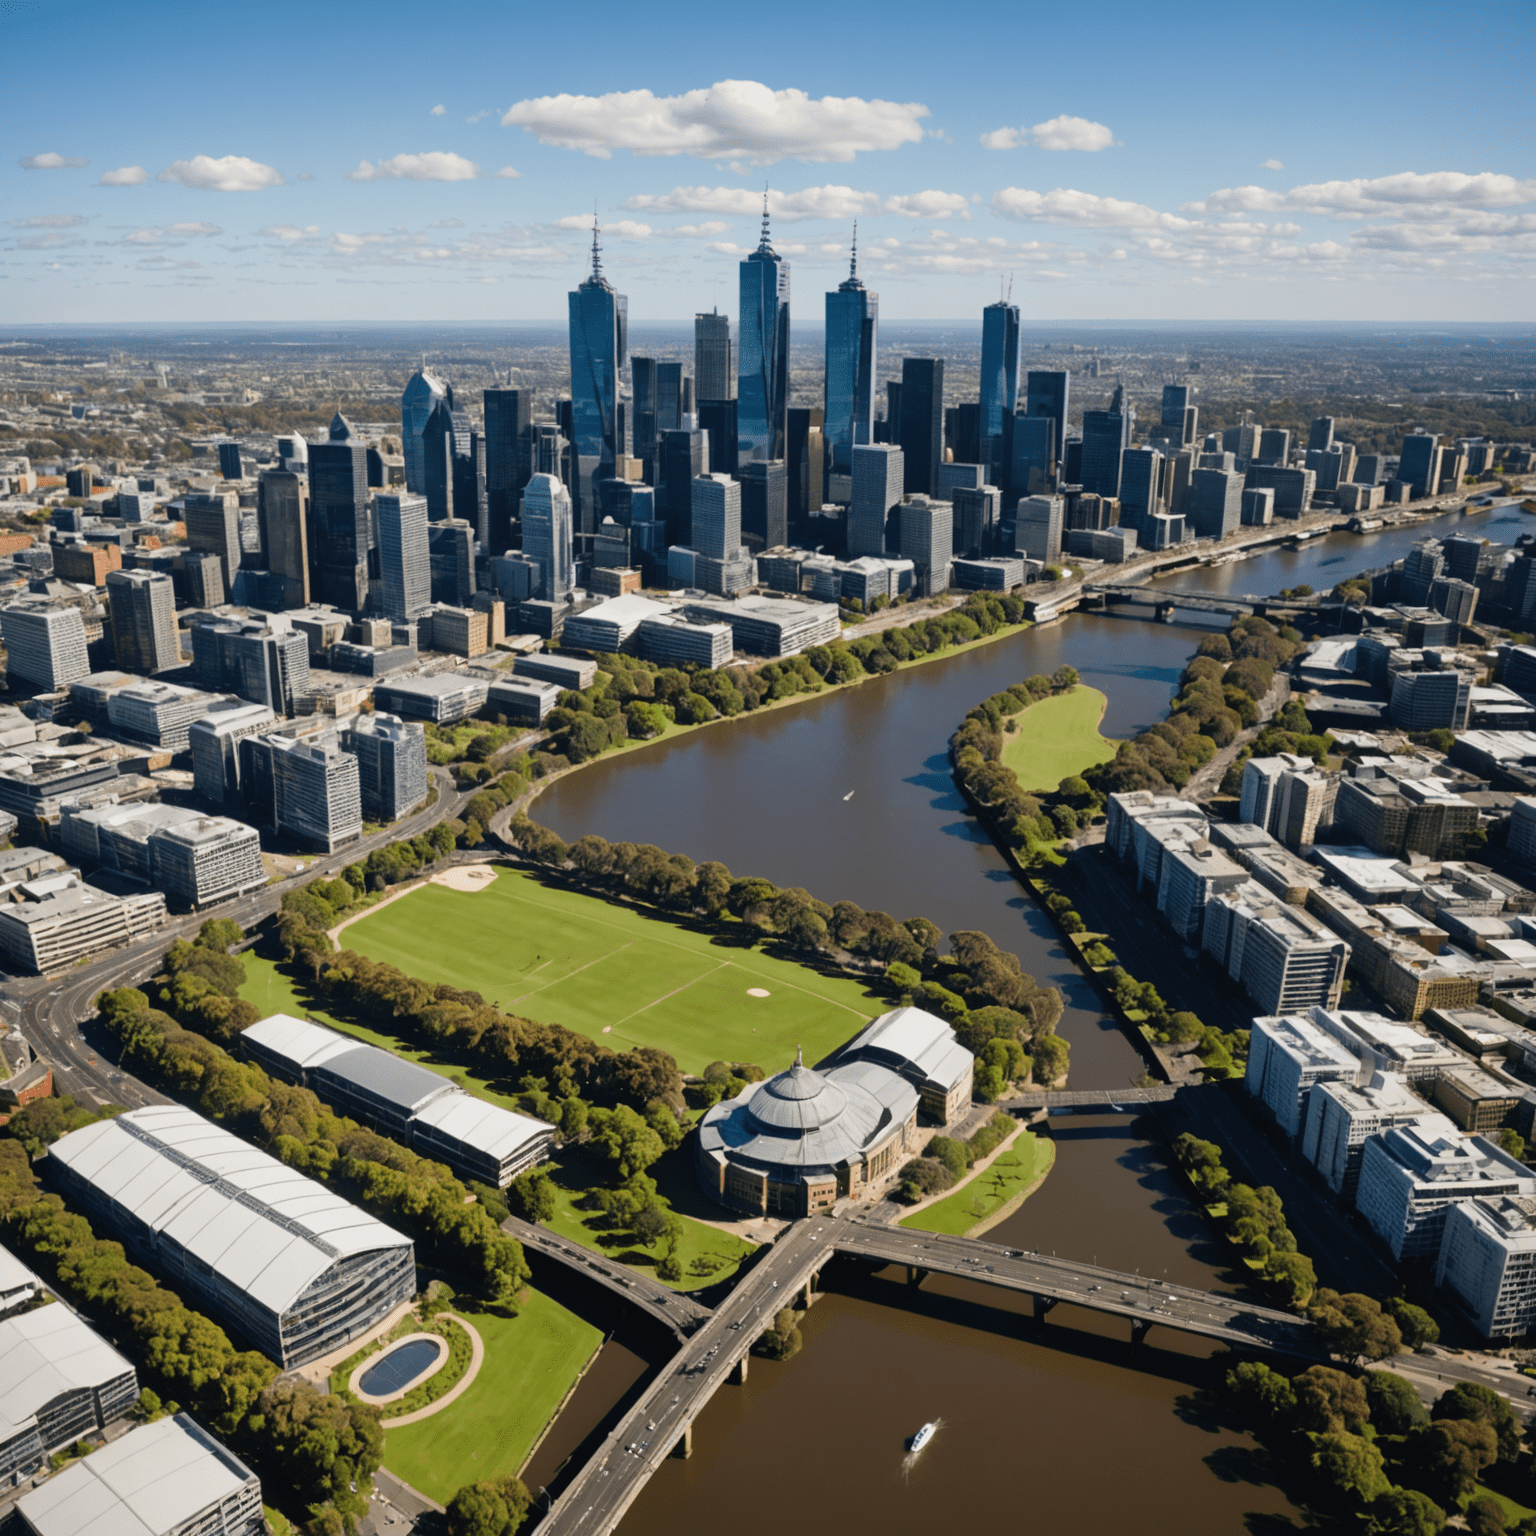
[1225,1361,1297,1432]
[559,1097,589,1142]
[1309,1289,1403,1364]
[1433,1380,1522,1462]
[1310,1432,1390,1507]
[588,1106,666,1181]
[1368,1488,1446,1536]
[445,1479,532,1536]
[1365,1371,1429,1436]
[1293,1366,1370,1436]
[1416,1419,1498,1506]
[506,1167,557,1225]
[1384,1297,1441,1350]
[1468,1496,1509,1536]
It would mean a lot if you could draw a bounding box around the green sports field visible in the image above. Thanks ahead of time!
[334,866,884,1074]
[1000,686,1117,792]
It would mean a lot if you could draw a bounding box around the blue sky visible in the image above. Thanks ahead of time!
[4,0,1532,323]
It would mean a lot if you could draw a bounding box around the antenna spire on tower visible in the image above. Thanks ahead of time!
[759,184,772,250]
[590,206,603,278]
[850,222,858,280]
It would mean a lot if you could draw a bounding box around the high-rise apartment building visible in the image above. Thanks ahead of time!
[263,733,362,852]
[738,204,790,463]
[344,712,428,823]
[849,444,904,558]
[899,496,952,597]
[105,570,179,674]
[256,467,309,608]
[401,365,447,493]
[824,236,877,478]
[182,492,241,591]
[690,473,741,560]
[306,415,369,611]
[898,358,944,499]
[521,473,573,602]
[190,700,275,807]
[694,309,733,402]
[979,300,1020,483]
[374,492,431,623]
[0,603,89,689]
[568,223,628,534]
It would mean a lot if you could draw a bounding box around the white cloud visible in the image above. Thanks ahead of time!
[430,104,446,116]
[168,222,221,236]
[625,183,966,221]
[347,152,480,182]
[15,214,85,228]
[1191,170,1536,216]
[98,165,148,186]
[19,152,88,170]
[260,224,321,241]
[502,80,928,164]
[558,215,652,237]
[158,155,284,192]
[1261,159,1284,171]
[672,221,731,238]
[980,116,1115,152]
[331,232,385,253]
[494,166,522,179]
[992,186,1192,230]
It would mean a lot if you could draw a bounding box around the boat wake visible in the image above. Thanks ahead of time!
[901,1418,943,1478]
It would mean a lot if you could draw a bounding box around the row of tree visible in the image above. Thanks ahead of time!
[898,1112,1020,1203]
[96,977,531,1306]
[0,1138,378,1536]
[1225,1357,1527,1533]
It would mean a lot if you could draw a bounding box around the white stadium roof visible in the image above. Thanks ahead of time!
[411,1092,552,1160]
[240,1012,359,1073]
[48,1105,411,1317]
[0,1303,135,1444]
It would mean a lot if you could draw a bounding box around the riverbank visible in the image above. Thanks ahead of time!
[898,1124,1055,1237]
[1000,686,1116,791]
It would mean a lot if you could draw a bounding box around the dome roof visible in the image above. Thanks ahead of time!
[748,1054,849,1132]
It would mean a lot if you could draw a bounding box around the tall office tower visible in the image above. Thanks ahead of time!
[420,397,458,521]
[375,492,431,623]
[824,231,878,477]
[658,428,707,545]
[899,358,944,497]
[531,421,566,480]
[345,712,428,823]
[1399,433,1443,500]
[881,380,903,444]
[631,356,658,472]
[1224,416,1262,469]
[1308,442,1357,494]
[1023,371,1069,481]
[1008,414,1055,503]
[848,443,904,557]
[568,222,629,535]
[428,519,477,606]
[899,496,953,597]
[787,407,824,533]
[946,402,981,467]
[521,473,574,602]
[257,467,310,608]
[1118,447,1163,528]
[483,383,529,552]
[0,603,89,688]
[979,299,1020,484]
[218,441,243,480]
[183,492,241,591]
[307,414,369,611]
[1079,385,1132,499]
[691,473,741,560]
[952,484,1001,558]
[1257,427,1291,465]
[1188,467,1244,539]
[655,363,684,437]
[1308,416,1336,452]
[738,201,790,463]
[695,309,733,401]
[265,732,362,852]
[1159,384,1198,448]
[106,570,179,673]
[739,461,787,554]
[401,364,447,493]
[451,428,487,546]
[1015,494,1064,565]
[696,399,737,479]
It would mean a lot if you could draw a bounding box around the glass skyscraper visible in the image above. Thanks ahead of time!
[979,300,1020,481]
[568,222,628,534]
[1080,384,1133,500]
[522,473,574,602]
[824,231,877,477]
[738,203,790,464]
[898,357,943,497]
[400,365,446,494]
[375,492,431,622]
[1024,370,1070,491]
[694,310,733,402]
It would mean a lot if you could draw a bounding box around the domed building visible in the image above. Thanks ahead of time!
[696,1007,974,1217]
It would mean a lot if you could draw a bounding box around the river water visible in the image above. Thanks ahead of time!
[530,501,1523,1533]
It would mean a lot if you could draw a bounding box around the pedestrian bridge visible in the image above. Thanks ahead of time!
[1006,1085,1178,1109]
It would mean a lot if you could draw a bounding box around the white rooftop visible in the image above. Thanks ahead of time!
[240,1012,360,1073]
[0,1303,135,1444]
[411,1093,552,1160]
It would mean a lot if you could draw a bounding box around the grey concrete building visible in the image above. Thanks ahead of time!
[344,712,428,823]
[1,604,90,690]
[105,570,179,674]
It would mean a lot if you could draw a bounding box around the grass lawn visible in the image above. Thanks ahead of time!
[333,865,884,1075]
[1000,686,1117,792]
[1475,1484,1536,1524]
[382,1290,599,1504]
[898,1130,1056,1236]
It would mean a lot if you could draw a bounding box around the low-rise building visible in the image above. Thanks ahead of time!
[1202,883,1349,1015]
[1434,1063,1524,1133]
[560,593,670,654]
[636,613,733,669]
[0,1244,42,1316]
[0,872,166,972]
[512,653,596,691]
[830,1007,975,1125]
[373,672,489,725]
[679,594,839,658]
[486,676,561,725]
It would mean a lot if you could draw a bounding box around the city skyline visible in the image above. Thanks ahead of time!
[2,0,1531,325]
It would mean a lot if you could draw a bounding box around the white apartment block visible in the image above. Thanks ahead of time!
[1301,1073,1447,1197]
[1246,1013,1362,1137]
[1436,1195,1536,1339]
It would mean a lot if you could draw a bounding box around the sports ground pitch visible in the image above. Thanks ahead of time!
[336,866,883,1075]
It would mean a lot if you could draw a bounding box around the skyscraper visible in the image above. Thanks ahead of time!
[1308,416,1336,452]
[306,414,369,612]
[568,222,628,535]
[1118,447,1163,528]
[739,461,787,554]
[1023,371,1070,490]
[1008,414,1055,504]
[738,200,790,464]
[521,473,574,603]
[787,406,824,533]
[1079,385,1132,499]
[375,493,431,623]
[106,570,179,673]
[1189,468,1244,539]
[183,492,241,591]
[849,443,903,558]
[1399,433,1443,500]
[483,382,529,552]
[631,356,658,470]
[899,497,952,597]
[428,520,476,607]
[1159,384,1198,449]
[899,357,943,498]
[257,467,309,608]
[952,484,1001,558]
[691,473,741,560]
[694,309,733,402]
[658,428,707,545]
[824,229,877,477]
[401,365,447,494]
[696,399,737,479]
[979,299,1020,483]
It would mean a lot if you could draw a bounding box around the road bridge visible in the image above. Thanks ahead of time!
[528,1215,1318,1536]
[502,1216,711,1338]
[1083,583,1322,619]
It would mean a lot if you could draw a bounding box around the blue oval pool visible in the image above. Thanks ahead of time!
[359,1337,442,1397]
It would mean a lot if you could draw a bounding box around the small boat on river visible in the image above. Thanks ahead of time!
[908,1421,937,1454]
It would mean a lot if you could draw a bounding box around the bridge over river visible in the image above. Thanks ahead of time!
[1004,1085,1177,1109]
[527,1215,1317,1536]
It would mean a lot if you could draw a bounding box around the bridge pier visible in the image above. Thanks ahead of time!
[798,1269,821,1308]
[907,1266,927,1288]
[1033,1294,1057,1322]
[672,1423,693,1460]
[731,1354,748,1385]
[1130,1320,1152,1348]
